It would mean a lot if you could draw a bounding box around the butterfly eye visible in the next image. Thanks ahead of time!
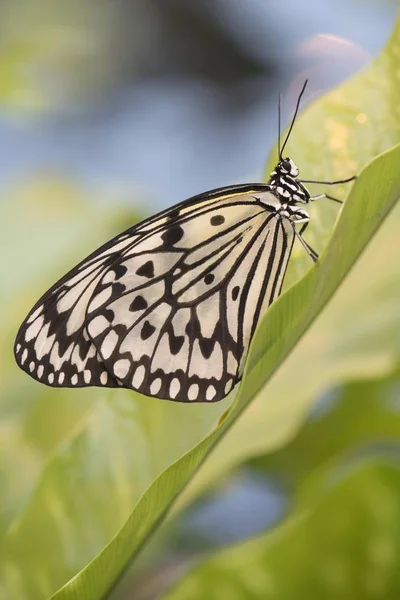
[281,159,291,172]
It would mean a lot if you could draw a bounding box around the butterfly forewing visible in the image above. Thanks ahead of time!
[14,186,295,402]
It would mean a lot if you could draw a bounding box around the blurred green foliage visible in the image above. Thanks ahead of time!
[165,369,400,600]
[0,14,399,600]
[0,0,143,113]
[251,368,400,498]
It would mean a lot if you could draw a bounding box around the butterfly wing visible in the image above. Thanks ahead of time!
[14,186,294,402]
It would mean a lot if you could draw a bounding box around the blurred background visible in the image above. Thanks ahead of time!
[0,0,395,202]
[1,1,400,599]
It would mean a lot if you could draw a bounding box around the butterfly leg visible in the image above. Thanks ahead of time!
[309,193,343,205]
[302,175,356,204]
[299,175,356,186]
[294,221,319,262]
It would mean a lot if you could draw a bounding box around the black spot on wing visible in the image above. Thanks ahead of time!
[112,282,126,296]
[129,295,148,312]
[204,273,215,285]
[231,286,240,301]
[161,225,184,247]
[199,337,215,360]
[114,264,128,279]
[78,335,93,361]
[136,260,155,278]
[169,334,185,355]
[103,308,115,322]
[210,215,225,226]
[141,320,156,340]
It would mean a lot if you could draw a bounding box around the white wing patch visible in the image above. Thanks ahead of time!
[14,187,295,402]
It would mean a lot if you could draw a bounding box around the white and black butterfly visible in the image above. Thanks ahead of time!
[14,81,355,403]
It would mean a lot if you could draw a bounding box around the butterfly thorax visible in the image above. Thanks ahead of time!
[268,157,310,205]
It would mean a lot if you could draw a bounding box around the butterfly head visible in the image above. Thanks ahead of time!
[277,157,299,178]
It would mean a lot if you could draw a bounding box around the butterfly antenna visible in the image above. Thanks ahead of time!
[278,92,282,159]
[280,79,308,158]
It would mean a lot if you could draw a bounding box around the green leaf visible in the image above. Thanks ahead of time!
[165,369,400,600]
[176,202,400,510]
[2,20,400,600]
[164,460,400,600]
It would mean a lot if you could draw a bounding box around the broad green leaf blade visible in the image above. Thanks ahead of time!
[164,460,400,600]
[18,141,399,600]
[177,202,400,510]
[165,368,400,600]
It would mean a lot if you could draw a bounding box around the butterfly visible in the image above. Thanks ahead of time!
[14,81,355,402]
